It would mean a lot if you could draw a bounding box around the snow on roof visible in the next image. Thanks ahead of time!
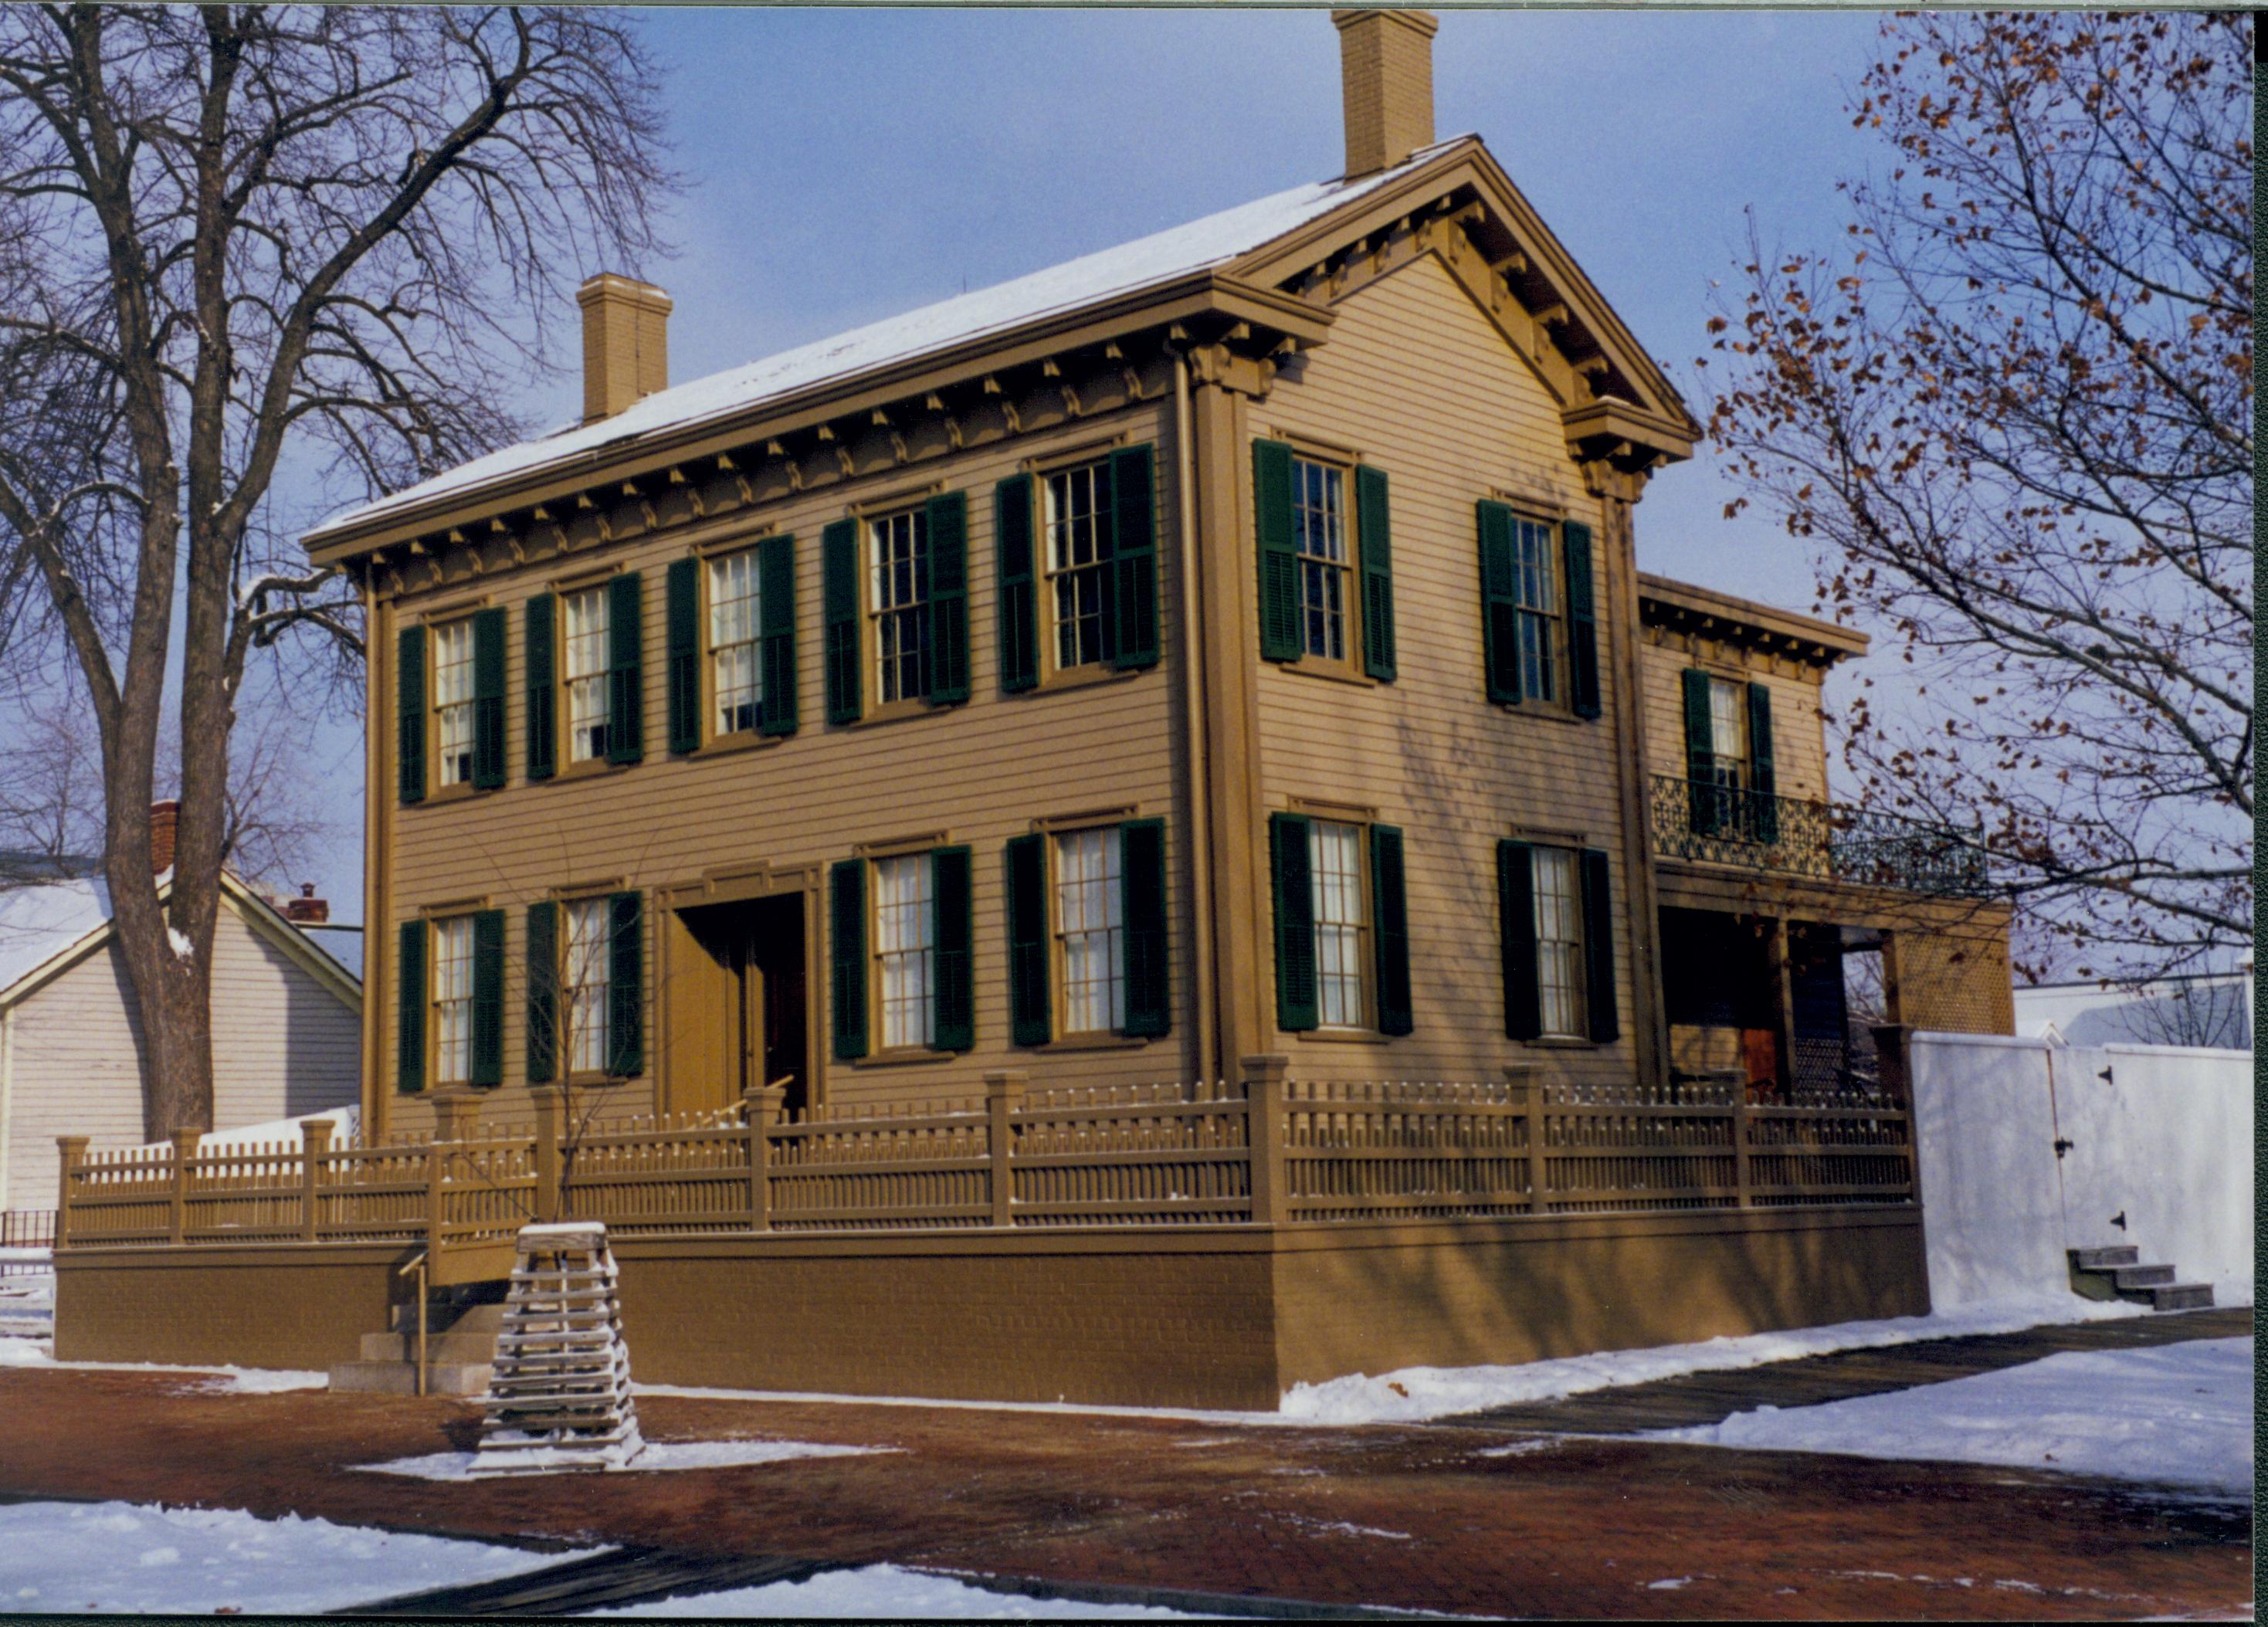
[314,139,1470,539]
[0,876,112,994]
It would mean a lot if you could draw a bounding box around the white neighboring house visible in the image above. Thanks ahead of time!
[2015,968,2255,1052]
[0,866,362,1216]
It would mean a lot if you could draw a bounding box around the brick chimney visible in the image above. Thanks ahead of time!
[147,799,178,876]
[1333,8,1439,178]
[576,273,672,424]
[285,882,330,925]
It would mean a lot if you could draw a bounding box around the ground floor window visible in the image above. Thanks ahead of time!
[1532,848,1586,1040]
[1309,818,1368,1028]
[431,915,473,1086]
[564,897,612,1075]
[873,852,935,1049]
[1053,826,1124,1034]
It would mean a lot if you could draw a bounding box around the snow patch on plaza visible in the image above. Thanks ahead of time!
[578,1564,1200,1619]
[1649,1337,2254,1496]
[0,1500,602,1615]
[361,1438,890,1480]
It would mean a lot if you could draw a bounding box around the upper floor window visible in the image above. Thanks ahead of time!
[430,619,476,788]
[1293,457,1351,663]
[431,914,474,1086]
[1053,826,1124,1035]
[873,852,935,1049]
[1309,817,1369,1028]
[870,507,930,706]
[707,549,761,737]
[1704,676,1751,789]
[1510,514,1561,705]
[563,896,613,1076]
[1531,846,1588,1040]
[1046,462,1111,671]
[562,585,611,762]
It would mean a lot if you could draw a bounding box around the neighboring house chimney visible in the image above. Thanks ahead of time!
[1333,8,1438,178]
[148,799,179,876]
[286,882,330,925]
[576,273,673,423]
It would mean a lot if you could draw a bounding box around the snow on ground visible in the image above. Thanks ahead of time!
[1279,1293,2219,1425]
[0,1336,323,1392]
[0,1500,602,1615]
[633,1383,1296,1429]
[579,1565,1199,1619]
[1647,1337,2255,1497]
[363,1439,890,1480]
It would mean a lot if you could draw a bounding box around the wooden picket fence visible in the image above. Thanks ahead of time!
[54,1066,1916,1266]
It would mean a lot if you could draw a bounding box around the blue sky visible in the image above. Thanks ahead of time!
[292,5,1893,917]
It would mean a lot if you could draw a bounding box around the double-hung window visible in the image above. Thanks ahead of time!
[870,508,930,705]
[1705,676,1751,793]
[1309,819,1369,1028]
[707,550,761,737]
[1531,848,1588,1040]
[1045,462,1110,671]
[873,853,935,1049]
[1510,514,1561,705]
[562,585,611,763]
[430,915,474,1086]
[431,620,476,789]
[1053,827,1124,1035]
[1292,457,1352,663]
[562,897,613,1076]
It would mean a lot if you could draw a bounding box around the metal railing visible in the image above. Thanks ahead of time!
[1649,775,1993,897]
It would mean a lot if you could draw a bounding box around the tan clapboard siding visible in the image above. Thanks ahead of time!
[378,401,1197,1134]
[1249,253,1635,1085]
[1638,632,1832,803]
[2,905,360,1212]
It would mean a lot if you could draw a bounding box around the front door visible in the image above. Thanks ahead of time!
[666,893,809,1118]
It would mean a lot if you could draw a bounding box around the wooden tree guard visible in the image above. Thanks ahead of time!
[471,1221,644,1475]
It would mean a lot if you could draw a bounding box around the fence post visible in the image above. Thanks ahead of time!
[1242,1054,1288,1226]
[529,1084,563,1225]
[55,1135,87,1250]
[741,1084,785,1232]
[985,1071,1026,1229]
[432,1088,476,1144]
[1507,1064,1546,1215]
[300,1119,334,1242]
[169,1129,200,1245]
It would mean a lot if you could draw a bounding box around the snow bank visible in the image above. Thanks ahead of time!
[1650,1337,2254,1497]
[0,1500,603,1615]
[1279,1296,2161,1425]
[126,1104,360,1153]
[579,1564,1198,1619]
[361,1438,887,1480]
[0,1337,323,1391]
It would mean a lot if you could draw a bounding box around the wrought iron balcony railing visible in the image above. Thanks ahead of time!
[1649,775,1994,899]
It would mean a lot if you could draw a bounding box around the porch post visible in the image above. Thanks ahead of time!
[300,1119,334,1242]
[985,1071,1026,1229]
[1507,1063,1546,1215]
[1730,1082,1753,1208]
[55,1135,87,1249]
[741,1084,785,1232]
[1765,917,1796,1093]
[169,1128,199,1245]
[1242,1053,1289,1225]
[529,1084,563,1225]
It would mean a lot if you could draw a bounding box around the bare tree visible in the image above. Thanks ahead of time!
[0,6,672,1135]
[1701,12,2253,984]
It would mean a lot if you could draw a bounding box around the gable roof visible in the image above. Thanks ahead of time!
[310,137,1470,546]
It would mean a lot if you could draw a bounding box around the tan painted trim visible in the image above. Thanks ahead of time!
[846,476,948,518]
[1264,427,1365,465]
[415,593,493,622]
[1021,430,1133,473]
[549,558,627,591]
[689,525,775,560]
[1029,805,1140,834]
[851,831,951,859]
[1285,795,1379,823]
[551,877,629,902]
[417,895,493,917]
[1638,571,1868,661]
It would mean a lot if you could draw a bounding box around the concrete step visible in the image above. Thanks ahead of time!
[2151,1283,2215,1313]
[359,1330,500,1364]
[393,1300,507,1338]
[328,1358,493,1397]
[2110,1263,2176,1290]
[2069,1245,2139,1271]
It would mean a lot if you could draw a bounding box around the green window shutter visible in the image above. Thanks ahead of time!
[995,476,1040,693]
[605,890,643,1076]
[397,625,426,804]
[1253,439,1301,662]
[471,608,507,790]
[1478,500,1522,703]
[1120,818,1170,1038]
[665,557,700,754]
[829,859,867,1059]
[395,919,427,1092]
[1370,824,1412,1036]
[1270,812,1317,1032]
[1746,681,1778,842]
[1356,464,1395,682]
[926,491,969,704]
[1004,834,1050,1046]
[1110,444,1159,670]
[1497,841,1541,1040]
[470,908,504,1086]
[932,845,974,1050]
[757,534,798,736]
[1681,667,1718,836]
[1580,849,1619,1044]
[1563,520,1601,719]
[525,900,558,1085]
[822,520,861,725]
[524,595,557,781]
[606,571,644,764]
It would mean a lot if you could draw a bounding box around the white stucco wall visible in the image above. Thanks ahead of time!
[1909,1032,2254,1310]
